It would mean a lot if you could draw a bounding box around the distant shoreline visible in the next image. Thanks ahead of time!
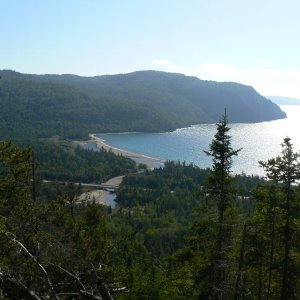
[88,133,165,169]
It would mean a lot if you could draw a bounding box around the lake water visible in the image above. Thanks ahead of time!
[104,193,116,208]
[95,105,300,176]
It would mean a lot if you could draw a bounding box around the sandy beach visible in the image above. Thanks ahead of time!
[74,134,165,207]
[89,133,165,169]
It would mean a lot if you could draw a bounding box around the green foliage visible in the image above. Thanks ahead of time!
[3,131,300,298]
[204,112,241,205]
[259,137,300,184]
[196,113,241,299]
[0,141,33,236]
[0,70,286,142]
[112,160,263,299]
[34,139,136,183]
[0,141,121,299]
[117,161,208,208]
[258,137,300,299]
[243,183,285,299]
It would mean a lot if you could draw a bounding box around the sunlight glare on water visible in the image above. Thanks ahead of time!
[97,106,300,176]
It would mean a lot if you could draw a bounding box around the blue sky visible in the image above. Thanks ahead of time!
[1,0,300,98]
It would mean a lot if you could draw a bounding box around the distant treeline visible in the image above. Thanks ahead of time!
[0,69,286,142]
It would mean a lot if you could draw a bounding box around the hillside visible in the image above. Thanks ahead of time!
[0,70,286,141]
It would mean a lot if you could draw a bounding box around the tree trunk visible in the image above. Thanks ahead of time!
[233,223,247,300]
[281,186,291,300]
[266,214,275,300]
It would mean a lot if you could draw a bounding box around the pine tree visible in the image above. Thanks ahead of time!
[245,183,283,299]
[259,137,300,299]
[203,111,241,299]
[0,141,124,299]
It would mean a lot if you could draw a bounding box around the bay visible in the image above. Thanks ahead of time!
[96,105,300,176]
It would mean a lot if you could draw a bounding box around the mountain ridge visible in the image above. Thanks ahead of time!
[0,69,286,141]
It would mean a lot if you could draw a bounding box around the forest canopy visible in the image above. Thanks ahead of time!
[1,114,300,299]
[0,70,286,141]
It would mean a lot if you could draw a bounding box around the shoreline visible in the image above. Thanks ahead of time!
[89,133,165,169]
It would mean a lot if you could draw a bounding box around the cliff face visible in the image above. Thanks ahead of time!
[0,70,286,140]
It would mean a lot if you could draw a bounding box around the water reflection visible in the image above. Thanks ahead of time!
[93,105,300,176]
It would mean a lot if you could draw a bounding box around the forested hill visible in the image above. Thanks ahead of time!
[0,69,286,141]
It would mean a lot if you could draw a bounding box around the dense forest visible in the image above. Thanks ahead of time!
[33,139,136,183]
[1,114,300,299]
[0,69,286,190]
[0,70,286,141]
[0,68,298,299]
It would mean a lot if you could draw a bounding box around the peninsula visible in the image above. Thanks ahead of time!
[0,70,286,142]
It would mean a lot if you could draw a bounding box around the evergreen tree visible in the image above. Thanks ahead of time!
[259,137,300,299]
[189,112,241,299]
[0,142,125,299]
[204,111,241,299]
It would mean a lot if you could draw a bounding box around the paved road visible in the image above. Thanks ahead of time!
[42,174,124,190]
[102,175,124,188]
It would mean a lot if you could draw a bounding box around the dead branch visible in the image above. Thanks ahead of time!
[6,232,59,300]
[50,263,85,291]
[95,263,114,300]
[79,290,102,299]
[0,271,42,300]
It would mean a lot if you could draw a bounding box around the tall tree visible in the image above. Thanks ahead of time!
[244,183,283,299]
[259,137,300,299]
[203,111,241,299]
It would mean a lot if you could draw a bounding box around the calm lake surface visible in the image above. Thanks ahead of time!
[96,105,300,176]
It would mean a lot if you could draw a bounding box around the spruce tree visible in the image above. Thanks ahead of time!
[203,111,241,299]
[259,137,300,299]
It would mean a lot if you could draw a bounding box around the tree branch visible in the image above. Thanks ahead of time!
[0,271,42,300]
[6,232,59,300]
[50,263,85,291]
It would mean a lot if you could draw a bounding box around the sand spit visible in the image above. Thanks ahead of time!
[76,190,114,206]
[89,134,165,169]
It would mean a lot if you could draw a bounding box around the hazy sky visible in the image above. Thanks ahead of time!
[1,0,300,98]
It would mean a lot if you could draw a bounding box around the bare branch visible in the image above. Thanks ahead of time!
[95,262,114,300]
[0,271,42,300]
[6,232,59,300]
[79,290,102,299]
[50,263,85,291]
